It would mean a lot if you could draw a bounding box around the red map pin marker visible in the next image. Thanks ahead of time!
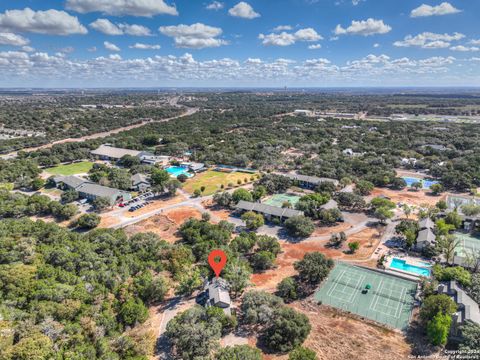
[208,249,227,277]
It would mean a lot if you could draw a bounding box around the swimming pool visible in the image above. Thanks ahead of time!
[402,176,439,189]
[389,258,431,277]
[166,166,193,178]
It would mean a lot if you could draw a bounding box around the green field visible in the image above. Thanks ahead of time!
[45,161,94,176]
[183,169,258,196]
[314,262,417,330]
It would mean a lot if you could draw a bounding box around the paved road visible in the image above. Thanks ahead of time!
[0,106,198,160]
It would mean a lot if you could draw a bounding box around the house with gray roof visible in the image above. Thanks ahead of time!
[76,183,131,205]
[52,175,88,190]
[278,173,339,189]
[205,278,231,316]
[236,200,304,222]
[437,281,480,336]
[415,218,436,251]
[131,174,151,192]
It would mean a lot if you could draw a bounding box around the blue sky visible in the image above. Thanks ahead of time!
[0,0,478,87]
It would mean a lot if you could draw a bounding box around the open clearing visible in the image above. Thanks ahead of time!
[369,187,445,207]
[45,161,94,175]
[124,206,202,243]
[251,226,382,292]
[183,170,257,196]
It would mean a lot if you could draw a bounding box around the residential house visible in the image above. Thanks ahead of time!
[91,144,141,161]
[437,281,480,336]
[205,278,232,316]
[278,173,339,190]
[131,173,151,192]
[76,183,131,205]
[415,217,436,251]
[236,200,304,222]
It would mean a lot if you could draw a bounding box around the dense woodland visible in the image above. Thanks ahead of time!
[10,91,480,192]
[0,94,181,153]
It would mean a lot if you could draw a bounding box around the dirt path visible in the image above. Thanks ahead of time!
[0,106,198,159]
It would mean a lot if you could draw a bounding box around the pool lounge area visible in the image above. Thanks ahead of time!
[166,166,194,178]
[387,257,431,277]
[402,176,439,190]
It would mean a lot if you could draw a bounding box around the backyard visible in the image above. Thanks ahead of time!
[183,169,258,196]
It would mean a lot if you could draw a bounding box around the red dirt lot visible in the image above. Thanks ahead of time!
[124,206,202,243]
[369,188,445,207]
[251,226,382,292]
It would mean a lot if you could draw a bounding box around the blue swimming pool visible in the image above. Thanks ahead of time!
[166,166,193,178]
[390,258,431,277]
[402,177,439,189]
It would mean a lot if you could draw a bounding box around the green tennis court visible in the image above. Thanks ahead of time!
[314,262,418,330]
[263,193,300,207]
[455,232,480,256]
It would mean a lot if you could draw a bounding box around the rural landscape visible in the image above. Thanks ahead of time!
[1,0,480,360]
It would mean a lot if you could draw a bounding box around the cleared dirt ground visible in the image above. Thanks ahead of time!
[369,187,445,207]
[124,206,202,242]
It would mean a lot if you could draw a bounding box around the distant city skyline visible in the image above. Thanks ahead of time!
[0,0,479,87]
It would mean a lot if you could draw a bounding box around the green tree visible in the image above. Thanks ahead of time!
[241,211,265,230]
[348,241,360,254]
[151,169,170,192]
[373,206,394,225]
[251,251,275,271]
[251,185,267,201]
[277,277,299,302]
[61,189,79,203]
[263,307,311,353]
[355,180,374,196]
[165,179,181,196]
[30,178,45,191]
[285,216,315,238]
[175,268,203,296]
[256,235,281,255]
[223,257,252,298]
[445,211,462,229]
[92,196,111,211]
[241,291,284,325]
[76,213,101,229]
[289,346,317,360]
[294,252,334,285]
[420,294,457,320]
[119,298,148,327]
[430,183,444,195]
[427,312,451,346]
[216,345,262,360]
[10,333,54,360]
[411,181,423,191]
[459,321,480,351]
[232,188,253,204]
[213,191,233,207]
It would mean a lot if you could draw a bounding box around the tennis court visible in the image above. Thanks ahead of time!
[314,262,418,330]
[263,193,300,207]
[455,232,480,256]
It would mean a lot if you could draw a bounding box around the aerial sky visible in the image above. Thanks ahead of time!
[0,0,478,87]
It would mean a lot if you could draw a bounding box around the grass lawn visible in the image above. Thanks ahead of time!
[45,161,94,176]
[183,170,258,196]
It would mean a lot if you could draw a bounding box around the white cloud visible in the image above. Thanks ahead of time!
[469,39,480,46]
[308,44,322,49]
[66,0,178,17]
[206,1,224,10]
[104,41,120,51]
[22,46,35,52]
[90,19,152,36]
[450,45,479,52]
[294,28,323,42]
[0,51,467,87]
[259,28,322,46]
[410,2,461,17]
[159,23,227,49]
[88,46,97,52]
[394,32,465,49]
[373,43,380,48]
[228,2,260,19]
[273,25,292,32]
[90,19,122,35]
[334,18,391,36]
[129,43,161,50]
[0,32,29,46]
[0,8,87,35]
